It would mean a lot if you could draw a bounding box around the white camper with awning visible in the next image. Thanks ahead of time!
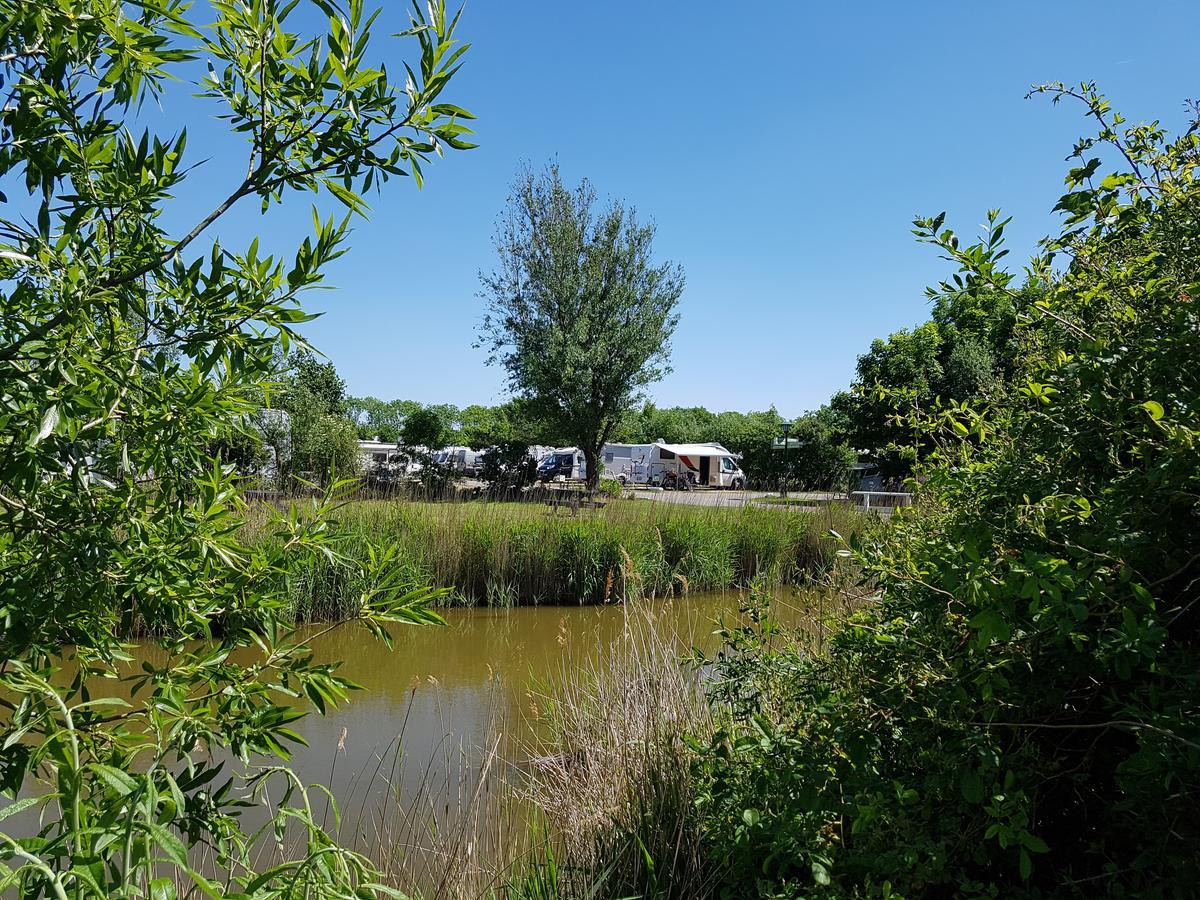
[602,441,746,489]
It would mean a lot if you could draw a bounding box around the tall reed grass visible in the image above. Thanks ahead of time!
[329,599,721,899]
[510,601,716,899]
[246,497,869,620]
[498,579,869,899]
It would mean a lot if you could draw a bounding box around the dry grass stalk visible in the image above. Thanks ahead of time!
[517,601,716,898]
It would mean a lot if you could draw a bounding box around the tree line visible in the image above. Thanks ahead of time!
[343,394,854,489]
[224,161,1037,496]
[257,270,1034,492]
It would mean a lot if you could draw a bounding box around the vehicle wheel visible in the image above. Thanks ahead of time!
[732,477,745,490]
[617,474,627,485]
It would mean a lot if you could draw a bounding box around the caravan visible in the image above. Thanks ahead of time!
[357,439,425,485]
[358,439,422,476]
[600,443,655,485]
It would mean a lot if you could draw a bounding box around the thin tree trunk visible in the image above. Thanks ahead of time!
[583,445,600,492]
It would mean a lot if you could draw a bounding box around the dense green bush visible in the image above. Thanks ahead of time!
[694,87,1200,898]
[598,477,625,498]
[0,0,472,894]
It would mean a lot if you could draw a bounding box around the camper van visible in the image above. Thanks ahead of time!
[358,439,426,484]
[433,446,484,477]
[537,447,587,482]
[601,441,746,489]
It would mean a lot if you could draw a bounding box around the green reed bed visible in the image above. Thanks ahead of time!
[251,497,869,620]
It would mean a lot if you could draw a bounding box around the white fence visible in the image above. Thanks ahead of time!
[851,491,913,514]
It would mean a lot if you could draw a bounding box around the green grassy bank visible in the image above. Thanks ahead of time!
[251,497,867,620]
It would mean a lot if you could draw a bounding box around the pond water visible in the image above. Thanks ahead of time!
[16,589,822,893]
[272,588,828,889]
[276,593,761,882]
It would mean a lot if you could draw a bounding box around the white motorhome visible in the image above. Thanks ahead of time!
[601,443,656,484]
[433,446,484,476]
[358,438,403,471]
[358,439,425,477]
[602,441,746,489]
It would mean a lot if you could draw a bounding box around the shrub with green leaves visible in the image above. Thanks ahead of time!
[0,0,472,894]
[695,87,1200,898]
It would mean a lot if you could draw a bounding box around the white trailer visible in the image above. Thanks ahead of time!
[601,443,656,484]
[358,439,426,480]
[359,438,422,475]
[358,438,399,471]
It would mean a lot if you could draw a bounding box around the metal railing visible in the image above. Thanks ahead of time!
[851,491,913,513]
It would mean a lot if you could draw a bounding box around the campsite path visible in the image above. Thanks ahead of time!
[631,489,841,509]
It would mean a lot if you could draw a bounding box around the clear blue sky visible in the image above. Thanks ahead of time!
[155,1,1197,416]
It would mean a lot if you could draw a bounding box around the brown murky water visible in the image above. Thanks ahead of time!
[276,594,764,852]
[13,589,819,891]
[287,595,736,792]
